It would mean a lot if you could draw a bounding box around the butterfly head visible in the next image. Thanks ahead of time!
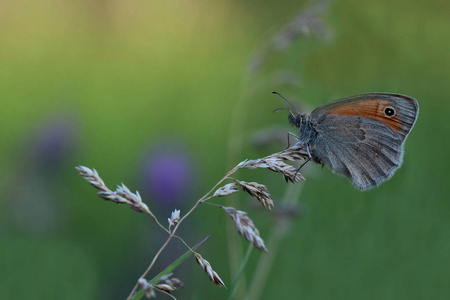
[288,112,305,129]
[273,91,305,129]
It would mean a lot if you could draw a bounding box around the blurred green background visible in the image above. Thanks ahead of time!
[1,0,449,299]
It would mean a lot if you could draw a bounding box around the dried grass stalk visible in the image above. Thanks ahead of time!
[76,166,125,203]
[76,166,151,215]
[154,284,174,293]
[160,273,184,290]
[273,145,309,162]
[248,0,331,72]
[137,279,155,298]
[116,183,151,214]
[222,206,268,253]
[238,146,307,183]
[213,183,239,197]
[79,145,310,298]
[194,253,226,288]
[234,180,274,210]
[168,209,181,228]
[271,0,331,51]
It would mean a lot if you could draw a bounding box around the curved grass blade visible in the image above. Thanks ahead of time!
[130,235,211,300]
[227,244,253,300]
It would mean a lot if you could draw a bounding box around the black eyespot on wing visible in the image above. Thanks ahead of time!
[384,106,396,117]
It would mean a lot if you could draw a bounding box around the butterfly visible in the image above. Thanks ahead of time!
[278,92,419,190]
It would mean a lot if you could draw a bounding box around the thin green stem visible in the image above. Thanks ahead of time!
[227,244,254,300]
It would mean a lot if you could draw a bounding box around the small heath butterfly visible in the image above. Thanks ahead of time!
[277,92,419,190]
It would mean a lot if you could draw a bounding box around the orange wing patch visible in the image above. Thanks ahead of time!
[328,100,402,132]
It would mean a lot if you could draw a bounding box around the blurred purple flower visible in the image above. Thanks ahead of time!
[140,140,197,209]
[30,114,79,168]
[8,113,79,236]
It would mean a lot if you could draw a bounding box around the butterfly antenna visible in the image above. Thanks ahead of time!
[272,91,299,113]
[273,107,290,113]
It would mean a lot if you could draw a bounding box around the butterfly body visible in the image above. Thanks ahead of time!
[289,93,419,190]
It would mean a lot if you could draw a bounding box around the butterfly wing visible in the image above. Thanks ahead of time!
[310,93,418,190]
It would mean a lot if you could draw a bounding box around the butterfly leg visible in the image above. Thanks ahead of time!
[292,143,312,178]
[305,143,312,158]
[293,157,311,179]
[298,157,311,170]
[286,132,300,149]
